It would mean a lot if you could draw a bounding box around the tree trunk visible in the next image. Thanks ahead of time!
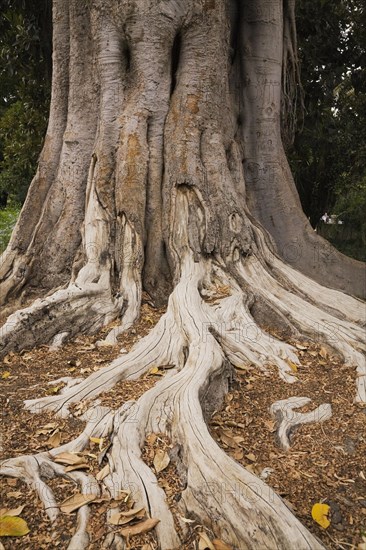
[1,1,365,549]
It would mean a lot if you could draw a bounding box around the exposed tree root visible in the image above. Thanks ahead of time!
[270,396,332,451]
[3,251,365,548]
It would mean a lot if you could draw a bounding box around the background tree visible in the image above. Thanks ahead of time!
[289,0,366,259]
[0,1,365,548]
[0,0,51,205]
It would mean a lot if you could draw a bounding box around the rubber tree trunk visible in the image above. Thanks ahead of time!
[0,1,365,549]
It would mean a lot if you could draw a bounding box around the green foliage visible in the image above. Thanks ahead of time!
[0,101,48,203]
[0,0,51,205]
[0,203,20,253]
[289,0,366,260]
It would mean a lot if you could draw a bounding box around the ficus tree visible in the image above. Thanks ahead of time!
[0,1,365,548]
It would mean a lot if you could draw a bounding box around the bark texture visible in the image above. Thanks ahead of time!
[1,1,365,549]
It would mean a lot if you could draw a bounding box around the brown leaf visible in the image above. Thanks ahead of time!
[54,452,86,466]
[64,463,90,472]
[198,531,215,550]
[119,517,160,537]
[219,431,238,449]
[47,431,62,448]
[245,453,256,462]
[96,463,110,481]
[213,539,233,550]
[319,346,328,359]
[60,493,96,514]
[0,506,25,517]
[120,506,145,518]
[153,449,170,473]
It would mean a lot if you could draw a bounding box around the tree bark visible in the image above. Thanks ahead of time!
[1,1,365,548]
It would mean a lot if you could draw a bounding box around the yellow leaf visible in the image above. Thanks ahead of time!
[0,516,29,537]
[311,503,331,529]
[1,372,11,380]
[287,360,298,373]
[149,367,159,375]
[89,437,104,447]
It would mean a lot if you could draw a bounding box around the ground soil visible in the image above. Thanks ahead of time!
[0,301,365,549]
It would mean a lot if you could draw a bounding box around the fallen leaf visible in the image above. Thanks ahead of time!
[47,431,62,448]
[219,431,238,449]
[0,506,25,517]
[149,367,159,375]
[319,346,328,359]
[119,517,160,537]
[287,360,298,373]
[153,450,170,473]
[54,452,86,466]
[311,503,331,529]
[120,506,145,518]
[1,372,11,380]
[213,539,233,550]
[96,463,110,481]
[198,531,215,550]
[295,344,308,351]
[264,420,276,432]
[245,453,256,462]
[0,516,29,537]
[60,493,96,513]
[64,463,89,472]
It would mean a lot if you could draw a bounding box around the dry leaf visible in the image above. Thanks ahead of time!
[153,450,170,473]
[47,431,62,448]
[0,516,29,537]
[0,506,25,517]
[311,503,331,529]
[96,463,110,481]
[1,371,11,380]
[54,452,86,466]
[120,506,145,518]
[149,367,159,375]
[198,531,215,550]
[319,346,328,359]
[60,493,96,514]
[295,344,308,350]
[219,431,238,449]
[245,453,256,462]
[64,463,89,472]
[119,517,160,537]
[213,540,233,550]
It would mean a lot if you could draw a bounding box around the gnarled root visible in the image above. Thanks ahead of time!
[5,254,364,547]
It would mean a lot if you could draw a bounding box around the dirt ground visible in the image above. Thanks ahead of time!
[0,302,365,549]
